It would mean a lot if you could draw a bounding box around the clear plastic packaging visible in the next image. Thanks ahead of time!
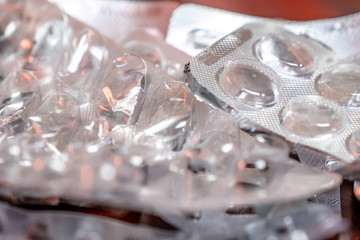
[0,0,345,232]
[190,21,360,164]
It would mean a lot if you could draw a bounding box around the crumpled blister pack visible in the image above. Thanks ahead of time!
[0,0,351,239]
[0,0,342,209]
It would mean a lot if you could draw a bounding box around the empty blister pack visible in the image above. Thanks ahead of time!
[190,21,360,165]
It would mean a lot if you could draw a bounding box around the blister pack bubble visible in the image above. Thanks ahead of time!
[189,19,360,165]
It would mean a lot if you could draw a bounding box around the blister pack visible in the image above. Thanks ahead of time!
[0,0,343,215]
[189,19,360,166]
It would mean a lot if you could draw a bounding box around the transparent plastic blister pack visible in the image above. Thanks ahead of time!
[0,1,350,238]
[0,84,342,213]
[190,21,360,164]
[168,4,360,170]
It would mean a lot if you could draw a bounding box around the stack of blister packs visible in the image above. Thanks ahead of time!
[0,0,358,239]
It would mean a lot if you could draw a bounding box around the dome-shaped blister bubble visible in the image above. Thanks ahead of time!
[29,92,79,151]
[0,133,68,196]
[94,54,147,128]
[123,40,166,70]
[135,81,193,152]
[280,95,345,138]
[220,59,279,108]
[187,28,221,50]
[255,33,315,76]
[58,28,107,104]
[315,63,360,107]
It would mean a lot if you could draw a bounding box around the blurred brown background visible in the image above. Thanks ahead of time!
[179,0,360,20]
